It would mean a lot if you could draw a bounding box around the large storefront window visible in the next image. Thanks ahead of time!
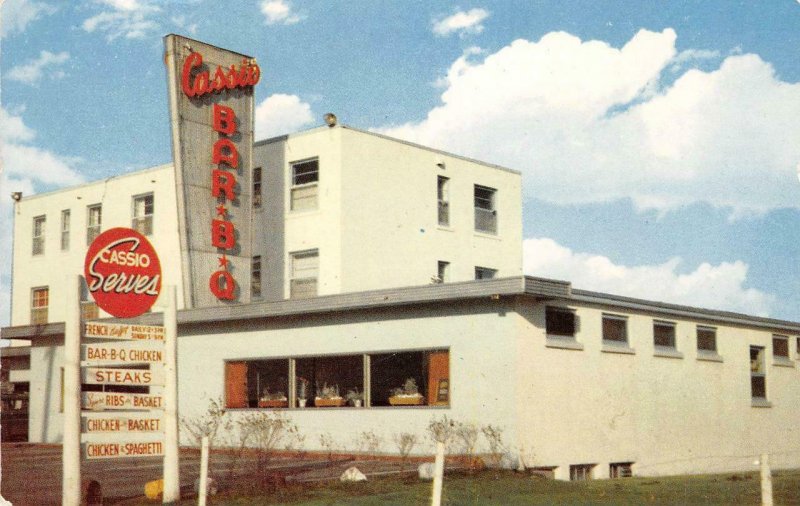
[370,350,449,407]
[224,349,449,409]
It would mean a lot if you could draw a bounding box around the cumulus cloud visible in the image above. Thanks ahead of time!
[260,0,306,25]
[524,237,774,316]
[0,108,85,326]
[433,8,490,37]
[0,0,56,38]
[379,29,800,215]
[8,51,70,85]
[82,0,160,40]
[254,94,314,140]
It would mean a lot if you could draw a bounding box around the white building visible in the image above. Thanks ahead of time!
[4,124,800,481]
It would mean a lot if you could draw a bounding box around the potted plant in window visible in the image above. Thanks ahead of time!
[314,383,346,407]
[346,388,364,407]
[257,388,288,408]
[296,377,309,408]
[388,378,425,406]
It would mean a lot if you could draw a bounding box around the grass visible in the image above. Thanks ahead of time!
[117,468,800,505]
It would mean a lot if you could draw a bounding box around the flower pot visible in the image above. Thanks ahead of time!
[389,395,425,406]
[352,399,363,408]
[315,397,346,407]
[258,399,288,408]
[297,399,307,408]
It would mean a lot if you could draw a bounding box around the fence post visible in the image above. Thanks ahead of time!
[198,436,210,506]
[62,275,82,506]
[431,441,445,506]
[760,453,773,506]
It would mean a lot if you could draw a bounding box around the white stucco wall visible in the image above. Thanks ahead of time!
[515,300,800,479]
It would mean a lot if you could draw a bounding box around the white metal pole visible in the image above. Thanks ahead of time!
[163,286,180,504]
[198,436,209,506]
[431,441,445,506]
[760,453,774,506]
[62,275,81,506]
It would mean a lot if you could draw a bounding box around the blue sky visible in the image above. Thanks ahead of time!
[2,0,800,325]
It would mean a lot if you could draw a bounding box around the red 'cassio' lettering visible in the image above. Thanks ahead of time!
[181,52,260,98]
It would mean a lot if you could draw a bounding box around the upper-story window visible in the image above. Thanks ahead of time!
[251,255,262,298]
[546,306,576,339]
[474,185,497,234]
[437,176,450,226]
[474,266,497,280]
[436,261,449,283]
[290,159,319,211]
[132,194,154,236]
[87,204,102,244]
[31,287,49,324]
[772,334,789,360]
[602,314,628,345]
[60,210,70,251]
[32,215,45,255]
[290,249,318,299]
[696,326,717,353]
[253,167,262,209]
[653,321,676,349]
[751,345,766,401]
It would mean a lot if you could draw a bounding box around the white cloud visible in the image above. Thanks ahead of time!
[524,237,774,316]
[379,29,800,215]
[82,0,160,40]
[433,8,490,37]
[8,51,70,85]
[0,0,56,38]
[254,94,314,140]
[260,0,305,25]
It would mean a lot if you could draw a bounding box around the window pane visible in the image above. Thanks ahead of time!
[773,335,789,358]
[697,328,716,351]
[546,308,576,337]
[369,350,448,407]
[251,256,262,298]
[292,160,319,185]
[437,176,449,226]
[296,355,362,408]
[475,267,497,280]
[751,376,766,399]
[291,185,318,211]
[61,210,70,250]
[32,216,45,255]
[602,316,627,343]
[654,322,676,348]
[253,167,262,208]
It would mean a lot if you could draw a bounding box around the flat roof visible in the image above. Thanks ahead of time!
[4,276,799,341]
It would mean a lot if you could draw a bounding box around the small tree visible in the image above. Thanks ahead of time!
[481,424,507,467]
[236,411,299,481]
[394,432,418,470]
[180,397,231,448]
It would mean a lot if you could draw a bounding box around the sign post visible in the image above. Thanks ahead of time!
[162,286,180,503]
[63,275,82,506]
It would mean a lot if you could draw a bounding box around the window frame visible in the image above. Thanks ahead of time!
[653,320,677,349]
[437,176,450,227]
[60,210,70,251]
[32,215,46,255]
[252,166,262,209]
[86,204,102,245]
[251,255,262,299]
[289,249,319,299]
[772,334,791,364]
[131,193,154,236]
[474,266,497,280]
[545,306,577,340]
[601,313,629,347]
[696,325,721,361]
[569,464,595,481]
[31,286,49,325]
[473,184,497,234]
[750,345,769,405]
[436,261,449,283]
[290,158,319,211]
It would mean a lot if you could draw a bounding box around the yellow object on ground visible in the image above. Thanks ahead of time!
[144,478,164,500]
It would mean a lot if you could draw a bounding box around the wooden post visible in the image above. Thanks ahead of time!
[62,275,82,506]
[760,453,774,506]
[163,286,180,504]
[431,441,445,506]
[198,436,209,506]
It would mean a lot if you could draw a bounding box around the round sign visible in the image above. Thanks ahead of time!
[84,227,162,318]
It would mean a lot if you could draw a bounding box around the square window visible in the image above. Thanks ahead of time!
[697,326,717,352]
[369,350,449,407]
[653,321,676,349]
[570,464,595,481]
[610,462,633,479]
[773,335,789,359]
[546,307,576,338]
[602,314,627,344]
